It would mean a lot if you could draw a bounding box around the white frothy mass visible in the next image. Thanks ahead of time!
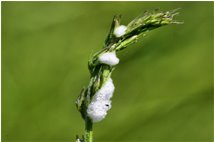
[113,25,127,37]
[98,51,119,66]
[93,78,115,101]
[87,78,115,122]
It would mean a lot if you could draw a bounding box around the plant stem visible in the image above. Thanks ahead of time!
[85,117,93,142]
[76,9,181,142]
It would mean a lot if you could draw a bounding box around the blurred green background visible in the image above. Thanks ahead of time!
[2,2,213,142]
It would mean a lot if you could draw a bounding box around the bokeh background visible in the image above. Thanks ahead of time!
[2,2,213,142]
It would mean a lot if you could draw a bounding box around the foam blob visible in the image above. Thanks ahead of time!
[87,78,115,122]
[93,78,115,101]
[87,100,112,122]
[98,51,119,66]
[113,25,127,37]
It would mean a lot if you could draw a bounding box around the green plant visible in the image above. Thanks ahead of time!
[75,9,181,142]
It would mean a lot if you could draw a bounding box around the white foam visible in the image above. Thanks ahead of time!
[87,100,112,122]
[93,78,115,101]
[113,25,127,37]
[87,78,115,122]
[98,51,119,66]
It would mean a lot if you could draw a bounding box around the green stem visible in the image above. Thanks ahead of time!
[76,10,180,142]
[85,117,93,142]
